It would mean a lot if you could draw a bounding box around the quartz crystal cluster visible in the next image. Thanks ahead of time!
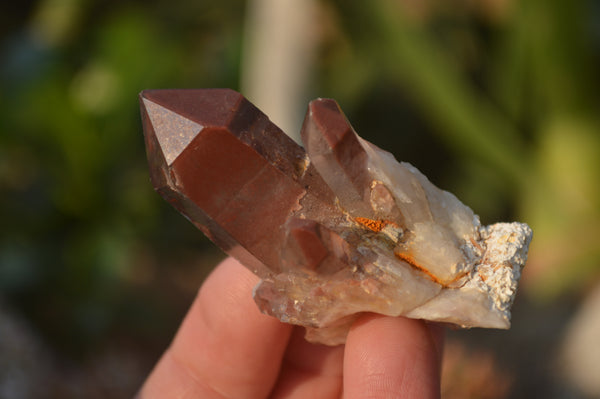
[140,89,533,345]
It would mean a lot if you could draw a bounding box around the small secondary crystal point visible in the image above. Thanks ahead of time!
[141,89,533,345]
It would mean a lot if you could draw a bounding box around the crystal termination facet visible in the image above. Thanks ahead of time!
[140,89,533,345]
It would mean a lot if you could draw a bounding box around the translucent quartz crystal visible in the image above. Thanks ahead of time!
[140,89,533,345]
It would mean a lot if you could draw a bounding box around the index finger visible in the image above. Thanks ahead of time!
[137,257,293,398]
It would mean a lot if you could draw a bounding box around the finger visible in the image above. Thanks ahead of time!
[269,327,344,399]
[137,257,293,398]
[343,314,443,399]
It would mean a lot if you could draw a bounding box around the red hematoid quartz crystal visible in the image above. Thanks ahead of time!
[140,89,532,345]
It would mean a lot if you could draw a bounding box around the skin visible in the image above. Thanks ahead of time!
[137,257,444,399]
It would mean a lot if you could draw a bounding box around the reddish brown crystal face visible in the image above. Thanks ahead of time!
[140,89,337,277]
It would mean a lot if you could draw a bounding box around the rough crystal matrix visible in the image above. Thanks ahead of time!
[140,89,533,345]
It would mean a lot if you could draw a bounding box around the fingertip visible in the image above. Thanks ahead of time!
[344,314,442,399]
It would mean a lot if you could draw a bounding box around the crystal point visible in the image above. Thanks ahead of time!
[141,89,533,345]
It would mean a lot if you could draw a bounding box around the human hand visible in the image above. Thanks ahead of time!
[136,257,444,398]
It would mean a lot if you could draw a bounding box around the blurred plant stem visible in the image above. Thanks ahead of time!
[241,0,318,141]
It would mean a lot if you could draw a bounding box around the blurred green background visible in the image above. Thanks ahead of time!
[1,0,599,397]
